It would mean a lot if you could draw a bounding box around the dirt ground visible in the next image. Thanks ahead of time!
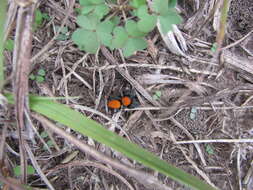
[3,0,253,189]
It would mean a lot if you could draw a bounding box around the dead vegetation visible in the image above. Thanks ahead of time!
[1,0,253,189]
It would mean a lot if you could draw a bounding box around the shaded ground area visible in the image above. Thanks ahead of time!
[3,0,253,189]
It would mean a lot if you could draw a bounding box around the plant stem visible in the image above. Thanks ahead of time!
[0,0,7,91]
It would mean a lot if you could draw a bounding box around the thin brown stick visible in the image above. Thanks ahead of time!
[221,29,253,50]
[13,4,36,183]
[24,142,55,190]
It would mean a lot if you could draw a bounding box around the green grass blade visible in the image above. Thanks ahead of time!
[0,0,7,90]
[6,94,217,190]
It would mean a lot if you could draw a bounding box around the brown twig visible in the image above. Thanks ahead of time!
[221,29,253,51]
[12,4,36,183]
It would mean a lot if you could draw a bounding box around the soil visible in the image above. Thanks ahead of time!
[3,0,253,189]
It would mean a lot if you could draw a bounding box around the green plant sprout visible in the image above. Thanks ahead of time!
[211,43,217,52]
[40,131,54,149]
[34,9,50,30]
[4,39,14,51]
[56,26,69,41]
[30,68,46,83]
[45,140,54,148]
[205,144,215,155]
[190,107,197,120]
[153,90,162,100]
[72,0,182,57]
[14,165,35,177]
[40,131,49,138]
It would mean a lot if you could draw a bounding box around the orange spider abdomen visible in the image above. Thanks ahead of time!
[107,99,122,109]
[121,96,132,107]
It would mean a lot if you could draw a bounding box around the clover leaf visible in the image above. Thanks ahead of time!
[125,20,146,37]
[4,39,14,51]
[153,0,182,34]
[111,27,128,48]
[111,21,147,57]
[130,0,146,8]
[168,0,177,8]
[158,9,182,34]
[72,15,114,53]
[137,5,157,33]
[96,20,114,47]
[72,0,182,57]
[123,38,147,57]
[153,0,169,15]
[79,0,109,19]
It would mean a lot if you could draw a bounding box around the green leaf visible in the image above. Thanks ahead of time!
[4,93,217,190]
[87,0,103,4]
[41,13,50,20]
[94,4,109,19]
[27,165,36,175]
[81,5,95,15]
[4,39,14,51]
[158,10,182,34]
[0,0,7,91]
[76,15,98,30]
[79,0,92,6]
[125,20,146,37]
[122,38,147,57]
[13,165,22,176]
[74,8,82,14]
[81,4,108,19]
[137,5,149,18]
[40,131,49,138]
[72,29,84,48]
[153,91,162,100]
[60,27,68,34]
[72,29,99,53]
[97,20,113,46]
[38,69,46,76]
[34,9,43,26]
[136,5,157,33]
[29,74,36,80]
[110,16,120,26]
[137,15,157,33]
[168,0,177,8]
[46,140,54,147]
[130,0,146,8]
[112,27,128,48]
[56,34,69,41]
[36,76,44,83]
[14,165,35,177]
[153,0,169,15]
[211,43,217,52]
[84,31,99,53]
[205,144,215,155]
[55,26,68,34]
